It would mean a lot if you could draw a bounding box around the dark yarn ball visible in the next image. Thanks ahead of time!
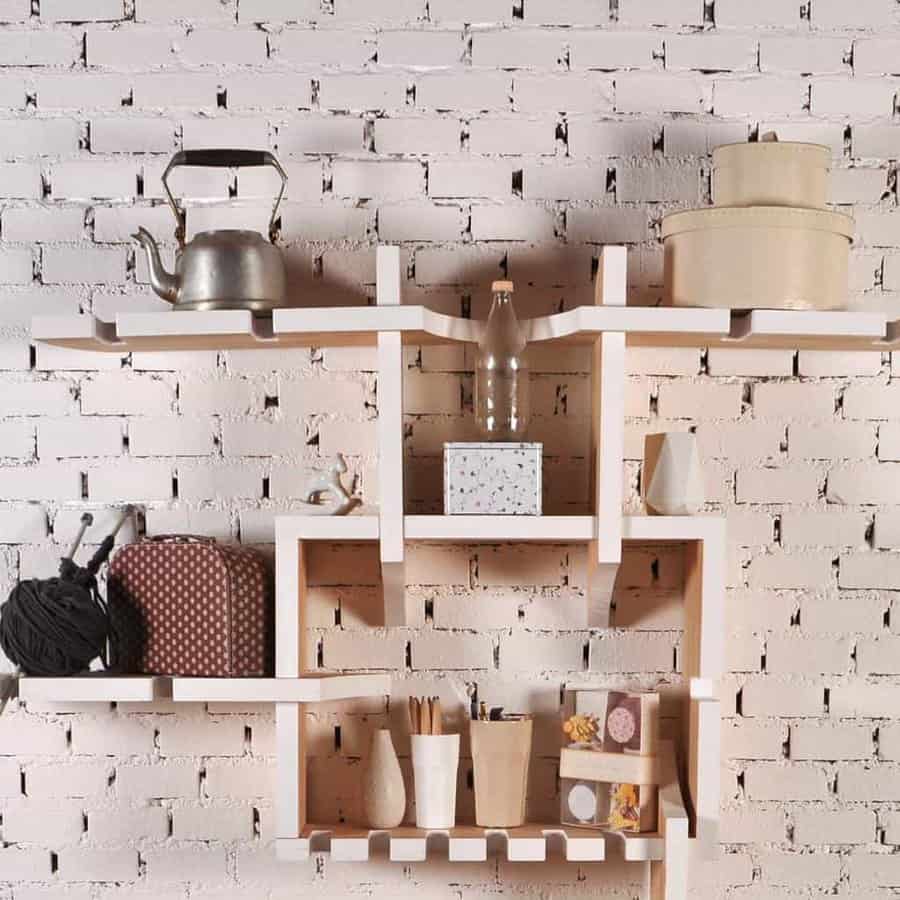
[0,577,112,677]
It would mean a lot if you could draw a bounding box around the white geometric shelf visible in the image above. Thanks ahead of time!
[29,245,724,900]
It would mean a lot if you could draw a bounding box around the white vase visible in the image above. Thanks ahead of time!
[411,734,460,829]
[362,729,406,829]
[643,432,705,516]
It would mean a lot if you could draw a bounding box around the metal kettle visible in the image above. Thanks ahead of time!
[133,149,289,313]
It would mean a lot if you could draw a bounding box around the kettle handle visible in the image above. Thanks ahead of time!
[161,149,288,246]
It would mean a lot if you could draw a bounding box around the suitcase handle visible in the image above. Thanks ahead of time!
[143,535,217,544]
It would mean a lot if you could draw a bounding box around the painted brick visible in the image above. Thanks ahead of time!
[737,467,821,504]
[416,72,511,111]
[719,806,786,844]
[617,72,707,114]
[667,34,758,72]
[831,681,900,717]
[761,36,848,74]
[2,800,84,843]
[468,117,557,155]
[472,28,565,68]
[812,0,898,28]
[0,848,53,880]
[780,511,868,547]
[742,679,824,717]
[717,0,800,26]
[172,805,254,841]
[748,551,833,589]
[38,417,122,458]
[412,631,493,669]
[145,848,227,885]
[722,720,785,760]
[513,73,613,113]
[117,762,198,800]
[790,422,876,459]
[619,0,702,26]
[714,76,808,116]
[568,30,660,69]
[794,806,875,844]
[766,635,850,675]
[322,630,406,670]
[656,381,742,419]
[752,382,835,419]
[812,77,898,118]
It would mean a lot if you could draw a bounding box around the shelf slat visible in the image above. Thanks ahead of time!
[278,824,663,863]
[17,675,165,702]
[171,674,390,702]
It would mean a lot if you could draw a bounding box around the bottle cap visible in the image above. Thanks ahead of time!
[491,280,514,293]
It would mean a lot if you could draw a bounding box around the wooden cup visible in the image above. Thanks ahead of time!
[470,717,533,828]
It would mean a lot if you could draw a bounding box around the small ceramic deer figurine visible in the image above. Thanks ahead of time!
[300,454,360,516]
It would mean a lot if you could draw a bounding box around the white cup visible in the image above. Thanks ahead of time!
[411,733,460,829]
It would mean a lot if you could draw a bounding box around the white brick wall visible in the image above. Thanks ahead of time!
[0,2,899,897]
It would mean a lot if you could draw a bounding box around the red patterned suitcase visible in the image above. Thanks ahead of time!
[107,536,274,677]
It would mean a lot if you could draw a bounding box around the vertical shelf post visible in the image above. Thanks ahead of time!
[682,524,725,848]
[377,246,413,626]
[588,245,627,627]
[275,519,308,847]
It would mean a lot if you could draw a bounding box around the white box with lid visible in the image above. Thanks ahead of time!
[443,442,542,515]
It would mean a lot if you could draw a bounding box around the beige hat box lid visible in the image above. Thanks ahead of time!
[661,207,854,311]
[712,132,830,209]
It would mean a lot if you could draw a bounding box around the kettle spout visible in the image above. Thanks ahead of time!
[132,227,179,304]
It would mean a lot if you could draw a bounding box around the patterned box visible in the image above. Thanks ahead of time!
[443,442,542,515]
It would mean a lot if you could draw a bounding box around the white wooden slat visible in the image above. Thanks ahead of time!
[276,703,304,840]
[650,741,689,900]
[17,676,163,702]
[404,515,595,542]
[275,838,310,861]
[448,836,487,861]
[171,674,391,703]
[276,515,379,542]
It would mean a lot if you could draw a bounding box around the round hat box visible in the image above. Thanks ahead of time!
[712,137,830,209]
[661,206,854,310]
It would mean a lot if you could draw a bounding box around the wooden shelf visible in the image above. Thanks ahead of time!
[276,513,723,546]
[276,823,664,863]
[16,673,389,705]
[172,674,390,703]
[31,306,898,354]
[17,675,167,703]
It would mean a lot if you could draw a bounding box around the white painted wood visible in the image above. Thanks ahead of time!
[506,834,547,862]
[172,674,391,703]
[650,740,689,900]
[405,515,595,542]
[390,837,428,862]
[17,675,163,702]
[276,514,379,542]
[621,833,665,862]
[688,690,721,849]
[276,703,304,840]
[331,836,371,862]
[449,836,487,861]
[561,832,605,862]
[118,309,261,338]
[622,515,724,544]
[275,838,311,861]
[31,314,122,350]
[377,247,410,626]
[730,309,886,348]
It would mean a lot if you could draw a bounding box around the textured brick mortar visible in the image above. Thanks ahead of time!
[0,0,899,897]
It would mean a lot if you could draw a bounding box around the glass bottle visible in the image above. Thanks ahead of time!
[475,280,530,440]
